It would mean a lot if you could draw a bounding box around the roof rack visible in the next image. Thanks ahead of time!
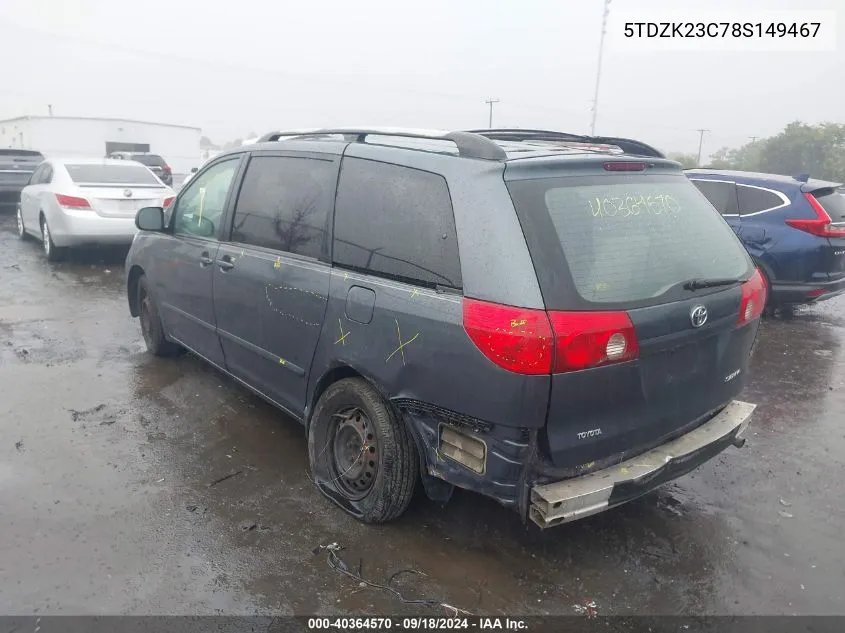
[465,129,666,159]
[257,127,507,161]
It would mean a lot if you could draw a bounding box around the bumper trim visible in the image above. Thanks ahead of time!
[770,278,845,305]
[529,400,756,528]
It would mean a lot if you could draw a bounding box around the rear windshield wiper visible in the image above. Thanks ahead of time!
[682,277,742,291]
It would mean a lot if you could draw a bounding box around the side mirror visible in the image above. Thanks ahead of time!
[136,206,165,231]
[191,167,198,173]
[193,215,215,237]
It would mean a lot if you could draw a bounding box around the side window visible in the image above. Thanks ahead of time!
[691,180,737,215]
[42,165,53,184]
[172,158,239,239]
[737,184,785,215]
[230,155,334,259]
[333,158,461,289]
[28,165,44,185]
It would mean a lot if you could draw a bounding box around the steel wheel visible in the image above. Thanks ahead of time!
[330,407,379,500]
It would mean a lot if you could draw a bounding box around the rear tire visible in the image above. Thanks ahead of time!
[308,378,418,523]
[40,216,63,262]
[16,205,27,240]
[137,274,182,357]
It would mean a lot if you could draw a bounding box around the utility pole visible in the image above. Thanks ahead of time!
[590,0,612,135]
[749,136,757,143]
[48,104,53,116]
[696,129,710,166]
[485,98,500,128]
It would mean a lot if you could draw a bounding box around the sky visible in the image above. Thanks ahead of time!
[0,0,842,159]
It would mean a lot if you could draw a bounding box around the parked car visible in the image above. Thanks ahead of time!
[17,158,174,261]
[108,152,173,186]
[687,169,845,307]
[0,148,44,205]
[126,127,761,528]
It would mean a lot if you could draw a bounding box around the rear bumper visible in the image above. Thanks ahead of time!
[48,209,137,247]
[771,277,845,305]
[529,400,756,527]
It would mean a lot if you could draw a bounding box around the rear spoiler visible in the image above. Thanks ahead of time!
[0,149,44,159]
[799,181,843,195]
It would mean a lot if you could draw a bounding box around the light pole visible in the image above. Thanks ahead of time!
[696,129,710,166]
[485,98,500,128]
[590,0,611,135]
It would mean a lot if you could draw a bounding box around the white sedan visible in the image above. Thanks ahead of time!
[17,158,175,261]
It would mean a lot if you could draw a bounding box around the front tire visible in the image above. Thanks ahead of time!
[137,274,182,356]
[308,378,418,523]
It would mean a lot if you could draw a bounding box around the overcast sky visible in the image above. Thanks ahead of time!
[0,0,841,158]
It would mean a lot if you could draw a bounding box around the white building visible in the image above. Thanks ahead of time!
[0,115,202,180]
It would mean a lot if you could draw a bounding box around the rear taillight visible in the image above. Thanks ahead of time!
[162,164,172,173]
[462,299,639,375]
[548,311,639,373]
[737,269,767,325]
[462,299,553,375]
[162,196,175,208]
[785,193,845,238]
[55,193,91,209]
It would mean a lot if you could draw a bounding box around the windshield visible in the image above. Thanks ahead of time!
[507,173,753,306]
[66,164,161,185]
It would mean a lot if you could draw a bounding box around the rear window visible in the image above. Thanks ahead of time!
[130,154,166,167]
[66,164,160,185]
[507,174,752,306]
[815,191,845,222]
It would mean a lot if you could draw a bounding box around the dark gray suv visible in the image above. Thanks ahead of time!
[125,128,763,528]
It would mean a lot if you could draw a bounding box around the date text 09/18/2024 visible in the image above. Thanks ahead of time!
[306,617,529,630]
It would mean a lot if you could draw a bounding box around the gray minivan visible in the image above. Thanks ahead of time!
[125,128,763,528]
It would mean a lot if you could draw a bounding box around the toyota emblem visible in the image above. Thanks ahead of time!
[690,305,708,328]
[123,189,133,198]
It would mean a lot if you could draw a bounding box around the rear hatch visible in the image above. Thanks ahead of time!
[0,149,44,191]
[65,163,172,218]
[789,183,845,281]
[505,161,763,470]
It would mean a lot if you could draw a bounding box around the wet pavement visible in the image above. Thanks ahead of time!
[1,210,844,617]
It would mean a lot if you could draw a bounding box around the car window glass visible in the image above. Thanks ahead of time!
[230,155,334,259]
[42,165,53,184]
[173,159,239,239]
[506,174,751,305]
[333,157,461,289]
[691,180,736,215]
[815,191,845,221]
[737,185,784,215]
[29,164,44,185]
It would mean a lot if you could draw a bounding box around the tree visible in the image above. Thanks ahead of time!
[700,122,845,181]
[667,152,698,169]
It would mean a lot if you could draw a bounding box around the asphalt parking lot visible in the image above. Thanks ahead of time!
[1,210,844,617]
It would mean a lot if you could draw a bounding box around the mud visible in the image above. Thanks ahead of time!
[1,212,843,616]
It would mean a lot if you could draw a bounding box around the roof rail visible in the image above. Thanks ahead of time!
[257,127,507,161]
[466,129,666,159]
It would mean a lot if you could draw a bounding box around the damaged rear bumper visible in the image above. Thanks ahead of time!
[529,400,756,528]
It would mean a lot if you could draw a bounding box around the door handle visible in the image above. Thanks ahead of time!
[199,252,213,267]
[217,257,235,272]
